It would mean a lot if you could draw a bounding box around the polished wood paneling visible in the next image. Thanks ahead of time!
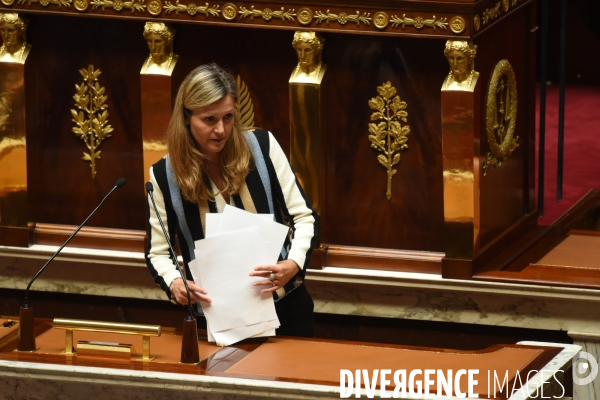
[322,34,446,252]
[475,3,536,249]
[25,15,146,231]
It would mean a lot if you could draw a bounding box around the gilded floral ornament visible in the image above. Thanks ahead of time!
[91,0,144,12]
[17,0,71,7]
[222,2,236,20]
[368,81,410,200]
[315,9,371,26]
[373,11,389,30]
[482,2,501,25]
[483,60,518,174]
[449,16,465,34]
[71,65,114,179]
[390,14,448,30]
[74,0,88,11]
[235,75,254,128]
[163,1,218,16]
[297,7,313,25]
[238,6,295,21]
[146,0,161,15]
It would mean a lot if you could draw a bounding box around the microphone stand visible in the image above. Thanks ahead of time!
[17,178,126,352]
[146,182,199,364]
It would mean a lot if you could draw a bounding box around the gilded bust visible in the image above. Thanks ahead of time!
[0,13,31,64]
[442,40,479,91]
[141,22,178,76]
[290,31,326,84]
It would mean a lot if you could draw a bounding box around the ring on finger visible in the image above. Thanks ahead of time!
[269,272,276,281]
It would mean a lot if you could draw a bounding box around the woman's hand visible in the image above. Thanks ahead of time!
[171,278,212,305]
[250,259,300,294]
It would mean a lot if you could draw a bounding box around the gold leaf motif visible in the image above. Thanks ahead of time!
[163,1,219,16]
[235,75,255,128]
[315,9,371,26]
[71,65,113,179]
[482,2,501,25]
[368,81,410,200]
[390,14,448,30]
[17,0,71,7]
[90,0,145,12]
[238,5,295,22]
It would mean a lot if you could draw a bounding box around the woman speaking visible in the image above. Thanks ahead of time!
[145,63,317,337]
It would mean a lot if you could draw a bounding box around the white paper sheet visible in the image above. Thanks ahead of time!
[211,319,280,347]
[191,227,278,333]
[216,205,289,264]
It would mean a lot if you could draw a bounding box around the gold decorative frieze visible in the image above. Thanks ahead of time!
[373,11,389,30]
[163,1,219,16]
[1,0,15,6]
[16,0,71,7]
[222,2,236,19]
[91,0,144,12]
[390,14,448,31]
[482,2,501,25]
[502,0,509,12]
[235,75,254,127]
[483,59,518,174]
[315,9,371,26]
[238,5,295,21]
[71,65,114,179]
[297,7,312,25]
[368,81,410,201]
[474,15,481,31]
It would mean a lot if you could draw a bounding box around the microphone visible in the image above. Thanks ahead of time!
[146,181,199,364]
[18,178,126,352]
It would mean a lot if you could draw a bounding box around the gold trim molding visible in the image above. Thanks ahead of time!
[482,2,501,25]
[238,5,295,21]
[390,14,448,31]
[163,1,219,16]
[315,9,371,26]
[16,0,71,7]
[368,81,410,201]
[91,0,145,12]
[71,65,114,179]
[483,59,518,174]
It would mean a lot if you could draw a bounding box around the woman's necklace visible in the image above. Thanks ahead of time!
[0,42,27,62]
[143,52,173,73]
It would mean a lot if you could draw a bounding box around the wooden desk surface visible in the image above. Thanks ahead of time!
[0,317,564,399]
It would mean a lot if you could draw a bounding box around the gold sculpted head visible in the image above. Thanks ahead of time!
[292,31,325,75]
[444,40,477,83]
[0,13,28,56]
[143,22,175,68]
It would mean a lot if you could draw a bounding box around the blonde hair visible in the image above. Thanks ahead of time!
[167,63,252,203]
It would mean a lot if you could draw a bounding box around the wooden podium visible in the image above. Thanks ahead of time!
[0,1,538,280]
[0,317,578,399]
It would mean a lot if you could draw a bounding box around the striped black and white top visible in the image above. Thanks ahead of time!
[145,130,317,302]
